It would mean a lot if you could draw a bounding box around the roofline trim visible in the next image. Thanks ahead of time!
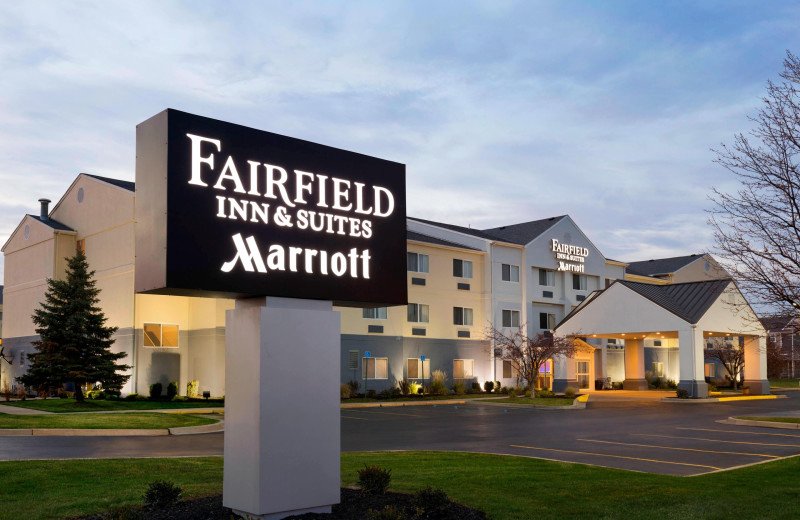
[406,238,486,255]
[50,173,134,217]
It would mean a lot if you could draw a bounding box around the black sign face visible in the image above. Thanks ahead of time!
[135,109,407,306]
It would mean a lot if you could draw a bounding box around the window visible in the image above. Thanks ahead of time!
[143,323,179,347]
[652,362,664,377]
[363,357,387,379]
[407,358,431,379]
[362,307,388,319]
[501,264,519,282]
[607,338,617,345]
[453,359,474,379]
[572,274,587,291]
[705,363,715,378]
[539,312,556,330]
[502,309,520,328]
[453,259,473,279]
[348,350,359,370]
[453,307,474,326]
[407,252,429,273]
[407,303,429,323]
[76,239,86,255]
[503,360,513,379]
[537,359,553,390]
[653,340,662,347]
[538,269,555,286]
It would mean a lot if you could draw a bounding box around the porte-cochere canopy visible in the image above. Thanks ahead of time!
[553,279,768,398]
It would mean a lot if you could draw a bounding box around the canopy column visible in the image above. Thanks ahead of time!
[743,335,770,395]
[553,351,578,393]
[623,338,647,390]
[677,326,708,398]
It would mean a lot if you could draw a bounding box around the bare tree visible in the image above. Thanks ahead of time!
[488,324,577,393]
[766,335,790,378]
[704,339,744,390]
[710,51,800,317]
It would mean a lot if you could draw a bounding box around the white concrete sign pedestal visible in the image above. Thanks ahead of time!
[223,297,341,519]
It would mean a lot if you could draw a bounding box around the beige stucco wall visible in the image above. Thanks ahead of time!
[672,255,729,283]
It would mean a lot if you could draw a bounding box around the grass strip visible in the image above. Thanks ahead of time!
[2,451,800,519]
[768,378,800,388]
[737,416,800,424]
[0,412,217,429]
[343,394,493,403]
[1,398,224,413]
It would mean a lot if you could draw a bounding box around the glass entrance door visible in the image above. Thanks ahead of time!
[576,360,590,389]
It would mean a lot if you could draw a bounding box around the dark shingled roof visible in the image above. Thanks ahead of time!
[481,216,566,246]
[408,217,499,241]
[407,231,481,251]
[28,215,75,232]
[625,254,704,277]
[85,174,135,192]
[408,215,566,245]
[618,279,731,324]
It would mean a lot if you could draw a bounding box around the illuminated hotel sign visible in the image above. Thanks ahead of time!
[551,239,588,273]
[134,109,407,306]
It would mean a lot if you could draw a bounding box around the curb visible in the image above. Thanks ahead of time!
[341,399,468,409]
[472,396,584,410]
[720,417,800,430]
[0,416,225,437]
[661,395,786,403]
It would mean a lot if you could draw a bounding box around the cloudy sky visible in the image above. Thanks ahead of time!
[1,1,799,283]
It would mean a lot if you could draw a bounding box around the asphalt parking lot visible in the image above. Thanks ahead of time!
[341,391,800,476]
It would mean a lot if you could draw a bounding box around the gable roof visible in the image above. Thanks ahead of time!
[760,315,798,332]
[557,278,732,330]
[625,254,705,277]
[407,230,481,251]
[408,216,499,241]
[481,216,566,246]
[27,215,75,232]
[85,174,135,192]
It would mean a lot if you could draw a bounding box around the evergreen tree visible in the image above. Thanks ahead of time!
[18,252,130,402]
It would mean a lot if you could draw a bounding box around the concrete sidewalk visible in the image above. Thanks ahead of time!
[0,404,54,415]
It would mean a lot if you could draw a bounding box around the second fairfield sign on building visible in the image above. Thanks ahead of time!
[134,109,407,306]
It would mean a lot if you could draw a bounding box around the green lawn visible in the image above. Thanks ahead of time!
[2,451,800,520]
[737,416,800,424]
[475,397,575,406]
[0,398,224,413]
[769,378,800,388]
[0,412,217,429]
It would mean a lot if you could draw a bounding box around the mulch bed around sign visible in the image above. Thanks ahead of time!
[69,488,487,520]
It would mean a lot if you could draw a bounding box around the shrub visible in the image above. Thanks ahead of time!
[398,378,411,396]
[524,389,532,398]
[87,390,104,400]
[500,386,509,394]
[367,506,408,520]
[471,382,482,392]
[143,480,182,509]
[378,390,391,399]
[125,393,139,401]
[415,486,449,515]
[166,381,178,399]
[186,380,199,398]
[388,387,402,398]
[536,389,554,398]
[494,381,501,392]
[366,389,377,399]
[564,386,576,398]
[676,389,689,399]
[429,370,448,395]
[667,379,678,389]
[612,381,623,390]
[508,388,518,398]
[357,464,391,495]
[483,381,494,393]
[171,395,187,402]
[348,380,360,396]
[149,382,162,399]
[341,383,353,399]
[409,381,422,395]
[452,381,466,395]
[708,382,718,392]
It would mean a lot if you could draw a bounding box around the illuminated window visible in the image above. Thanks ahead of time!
[538,269,555,286]
[705,363,715,378]
[453,307,473,326]
[76,239,86,255]
[407,253,429,273]
[502,309,520,328]
[407,303,429,323]
[407,358,430,379]
[363,357,387,379]
[539,313,556,330]
[503,360,512,378]
[572,274,587,291]
[143,323,179,347]
[362,307,388,319]
[453,259,473,279]
[652,362,664,377]
[453,359,474,379]
[501,264,519,282]
[576,361,590,389]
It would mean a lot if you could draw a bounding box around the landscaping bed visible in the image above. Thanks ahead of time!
[478,396,576,406]
[71,488,486,520]
[0,412,217,429]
